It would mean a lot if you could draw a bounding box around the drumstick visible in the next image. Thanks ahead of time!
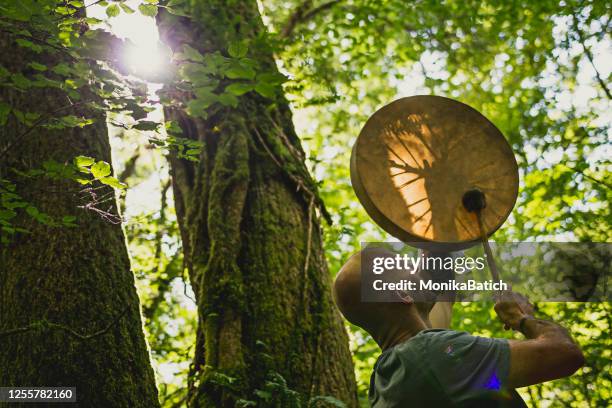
[462,189,501,283]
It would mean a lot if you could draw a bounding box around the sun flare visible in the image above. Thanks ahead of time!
[89,0,169,80]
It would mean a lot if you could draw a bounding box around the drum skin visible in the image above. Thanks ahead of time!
[350,95,519,249]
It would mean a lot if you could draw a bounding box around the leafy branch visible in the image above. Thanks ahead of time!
[0,100,90,160]
[571,13,611,100]
[282,0,343,38]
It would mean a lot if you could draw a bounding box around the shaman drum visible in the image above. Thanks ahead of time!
[350,95,519,249]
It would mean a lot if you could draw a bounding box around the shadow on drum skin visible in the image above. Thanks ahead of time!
[384,108,473,243]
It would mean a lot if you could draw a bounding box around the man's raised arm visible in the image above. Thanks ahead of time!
[495,292,585,389]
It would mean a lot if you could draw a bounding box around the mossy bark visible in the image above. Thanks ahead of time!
[157,2,358,407]
[0,32,160,407]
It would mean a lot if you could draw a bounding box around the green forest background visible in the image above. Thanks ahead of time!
[0,0,610,407]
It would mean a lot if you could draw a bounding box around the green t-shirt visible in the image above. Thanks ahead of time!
[369,329,527,407]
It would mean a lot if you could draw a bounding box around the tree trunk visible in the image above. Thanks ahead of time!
[0,27,160,408]
[157,2,358,407]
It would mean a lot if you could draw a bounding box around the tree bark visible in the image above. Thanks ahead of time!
[157,2,358,407]
[0,28,160,407]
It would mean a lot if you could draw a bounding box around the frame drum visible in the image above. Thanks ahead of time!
[350,95,519,249]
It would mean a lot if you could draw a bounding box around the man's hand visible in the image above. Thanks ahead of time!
[494,291,534,330]
[496,291,585,388]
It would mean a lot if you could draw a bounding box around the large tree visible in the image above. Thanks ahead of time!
[156,1,357,406]
[0,3,159,406]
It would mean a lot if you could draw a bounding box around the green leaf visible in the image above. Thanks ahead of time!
[165,121,182,135]
[74,155,95,168]
[90,161,111,179]
[74,177,90,185]
[254,82,276,98]
[225,82,253,96]
[186,98,212,118]
[12,109,39,125]
[11,72,32,89]
[15,38,42,53]
[178,45,205,63]
[256,72,287,85]
[55,115,94,128]
[217,92,239,107]
[138,4,158,17]
[0,102,10,126]
[52,63,72,76]
[28,62,47,71]
[254,390,271,401]
[100,176,127,189]
[119,3,135,14]
[0,65,9,79]
[56,6,73,15]
[228,40,248,58]
[106,4,120,17]
[185,148,201,156]
[308,395,346,408]
[25,206,39,217]
[62,215,78,227]
[193,86,218,108]
[0,209,17,221]
[133,121,160,131]
[166,6,189,17]
[225,63,256,80]
[4,1,35,21]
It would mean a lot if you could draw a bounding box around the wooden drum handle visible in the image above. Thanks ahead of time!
[462,189,501,283]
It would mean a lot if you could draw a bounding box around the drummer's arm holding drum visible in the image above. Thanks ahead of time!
[429,302,453,328]
[424,250,457,329]
[429,301,454,329]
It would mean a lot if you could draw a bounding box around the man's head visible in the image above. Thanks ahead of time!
[332,247,435,347]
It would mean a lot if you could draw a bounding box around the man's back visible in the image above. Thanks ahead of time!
[369,329,527,407]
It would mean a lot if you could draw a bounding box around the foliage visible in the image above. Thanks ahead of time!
[0,0,159,239]
[161,37,287,119]
[112,125,196,407]
[149,122,204,162]
[1,0,609,407]
[263,0,610,406]
[234,371,347,408]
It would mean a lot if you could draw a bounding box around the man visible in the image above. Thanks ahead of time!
[333,248,584,407]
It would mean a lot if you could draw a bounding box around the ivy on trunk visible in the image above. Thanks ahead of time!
[157,1,358,406]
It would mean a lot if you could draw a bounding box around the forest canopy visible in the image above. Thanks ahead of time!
[0,0,610,407]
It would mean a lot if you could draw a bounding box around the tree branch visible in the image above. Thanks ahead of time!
[118,151,141,183]
[0,25,77,60]
[281,0,342,38]
[0,100,90,160]
[562,162,612,190]
[572,15,611,99]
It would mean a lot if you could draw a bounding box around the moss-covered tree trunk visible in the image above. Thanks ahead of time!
[157,2,357,407]
[0,29,160,407]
